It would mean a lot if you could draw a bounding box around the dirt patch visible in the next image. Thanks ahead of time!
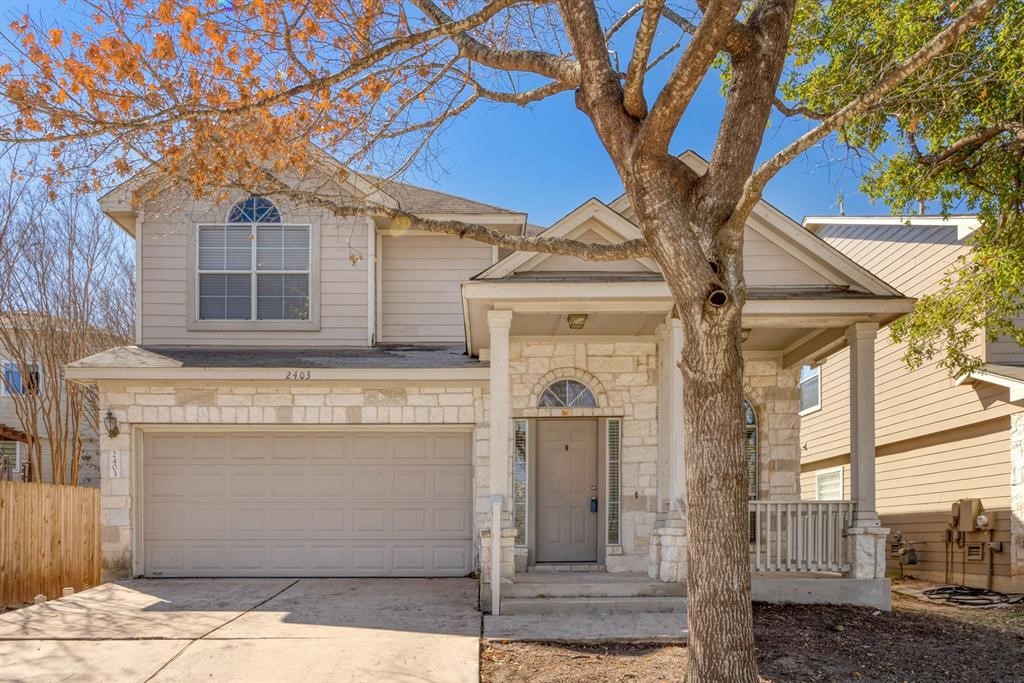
[481,594,1024,682]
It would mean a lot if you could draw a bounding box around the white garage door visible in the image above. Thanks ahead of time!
[142,430,473,577]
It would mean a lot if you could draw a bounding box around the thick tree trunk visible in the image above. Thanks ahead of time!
[629,172,758,680]
[679,320,756,682]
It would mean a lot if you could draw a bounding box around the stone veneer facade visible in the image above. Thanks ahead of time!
[96,344,803,585]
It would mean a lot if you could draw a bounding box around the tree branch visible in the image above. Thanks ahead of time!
[622,0,665,119]
[637,0,744,153]
[411,0,581,84]
[909,121,1023,166]
[729,0,997,234]
[772,96,825,120]
[661,6,754,56]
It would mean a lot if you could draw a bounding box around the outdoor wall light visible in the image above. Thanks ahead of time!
[103,410,119,438]
[740,328,751,342]
[566,313,588,330]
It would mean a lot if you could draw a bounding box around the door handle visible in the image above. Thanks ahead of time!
[590,497,598,513]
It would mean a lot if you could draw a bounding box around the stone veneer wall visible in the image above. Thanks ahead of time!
[648,355,802,583]
[1012,412,1024,579]
[97,382,487,578]
[508,340,660,573]
[744,358,802,501]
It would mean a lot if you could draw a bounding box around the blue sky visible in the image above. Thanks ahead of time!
[6,1,894,227]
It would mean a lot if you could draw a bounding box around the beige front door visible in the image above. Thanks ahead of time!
[535,419,599,562]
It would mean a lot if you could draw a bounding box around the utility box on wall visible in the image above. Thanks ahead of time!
[952,498,987,533]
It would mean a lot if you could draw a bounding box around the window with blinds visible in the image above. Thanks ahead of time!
[607,418,622,546]
[197,197,310,322]
[513,419,528,546]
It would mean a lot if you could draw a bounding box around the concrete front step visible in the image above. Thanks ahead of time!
[483,612,689,644]
[500,596,687,616]
[505,575,686,599]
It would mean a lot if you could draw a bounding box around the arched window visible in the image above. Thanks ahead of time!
[744,400,758,500]
[228,196,281,224]
[538,379,597,408]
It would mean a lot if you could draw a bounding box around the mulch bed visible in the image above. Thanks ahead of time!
[481,593,1024,682]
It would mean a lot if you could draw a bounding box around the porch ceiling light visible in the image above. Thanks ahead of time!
[103,410,119,438]
[566,313,588,330]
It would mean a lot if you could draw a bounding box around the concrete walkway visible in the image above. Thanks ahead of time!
[0,578,481,683]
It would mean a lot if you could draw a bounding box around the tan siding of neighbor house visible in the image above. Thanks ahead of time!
[987,312,1024,365]
[801,224,1021,462]
[380,233,493,343]
[138,190,369,347]
[801,418,1019,591]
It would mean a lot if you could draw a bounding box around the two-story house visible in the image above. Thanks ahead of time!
[799,216,1024,594]
[66,151,915,613]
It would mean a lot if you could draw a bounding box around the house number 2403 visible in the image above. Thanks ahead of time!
[285,370,312,380]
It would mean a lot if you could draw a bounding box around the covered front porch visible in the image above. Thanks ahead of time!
[465,280,908,614]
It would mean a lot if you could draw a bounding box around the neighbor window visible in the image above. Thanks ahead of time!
[815,467,844,500]
[1,361,40,396]
[197,198,310,321]
[799,365,821,414]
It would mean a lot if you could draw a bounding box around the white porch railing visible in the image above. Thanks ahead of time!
[749,500,856,573]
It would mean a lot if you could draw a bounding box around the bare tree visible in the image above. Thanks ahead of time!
[0,0,1006,678]
[0,178,134,485]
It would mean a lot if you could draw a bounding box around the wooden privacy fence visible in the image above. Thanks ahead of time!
[0,481,101,606]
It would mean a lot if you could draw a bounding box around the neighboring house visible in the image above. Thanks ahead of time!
[799,216,1024,594]
[1,339,100,487]
[66,151,914,612]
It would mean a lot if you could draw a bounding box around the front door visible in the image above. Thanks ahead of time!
[535,419,598,562]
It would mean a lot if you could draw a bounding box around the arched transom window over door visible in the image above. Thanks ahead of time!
[538,379,598,408]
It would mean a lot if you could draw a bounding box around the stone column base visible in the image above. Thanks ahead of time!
[648,510,687,583]
[846,526,889,579]
[479,526,516,613]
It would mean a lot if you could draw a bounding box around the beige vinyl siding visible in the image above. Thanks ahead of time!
[743,229,830,286]
[801,224,1021,462]
[801,418,1018,590]
[139,191,368,346]
[380,233,492,343]
[986,312,1024,365]
[529,225,650,273]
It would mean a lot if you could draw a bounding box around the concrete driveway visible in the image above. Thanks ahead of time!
[0,578,481,683]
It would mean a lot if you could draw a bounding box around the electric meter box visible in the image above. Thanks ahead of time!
[951,498,985,532]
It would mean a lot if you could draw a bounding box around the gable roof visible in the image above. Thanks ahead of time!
[359,174,521,215]
[604,151,902,297]
[98,145,525,235]
[475,198,659,279]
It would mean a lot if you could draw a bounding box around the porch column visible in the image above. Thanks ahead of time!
[667,317,686,510]
[846,321,888,583]
[488,310,513,508]
[847,322,879,526]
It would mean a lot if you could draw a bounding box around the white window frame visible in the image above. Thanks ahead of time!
[798,364,822,415]
[814,465,844,500]
[189,222,320,332]
[1,360,41,397]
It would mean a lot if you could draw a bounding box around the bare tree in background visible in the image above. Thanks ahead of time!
[0,175,134,485]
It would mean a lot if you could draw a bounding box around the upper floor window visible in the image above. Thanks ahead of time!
[197,198,311,321]
[538,379,597,408]
[1,361,40,396]
[799,365,821,414]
